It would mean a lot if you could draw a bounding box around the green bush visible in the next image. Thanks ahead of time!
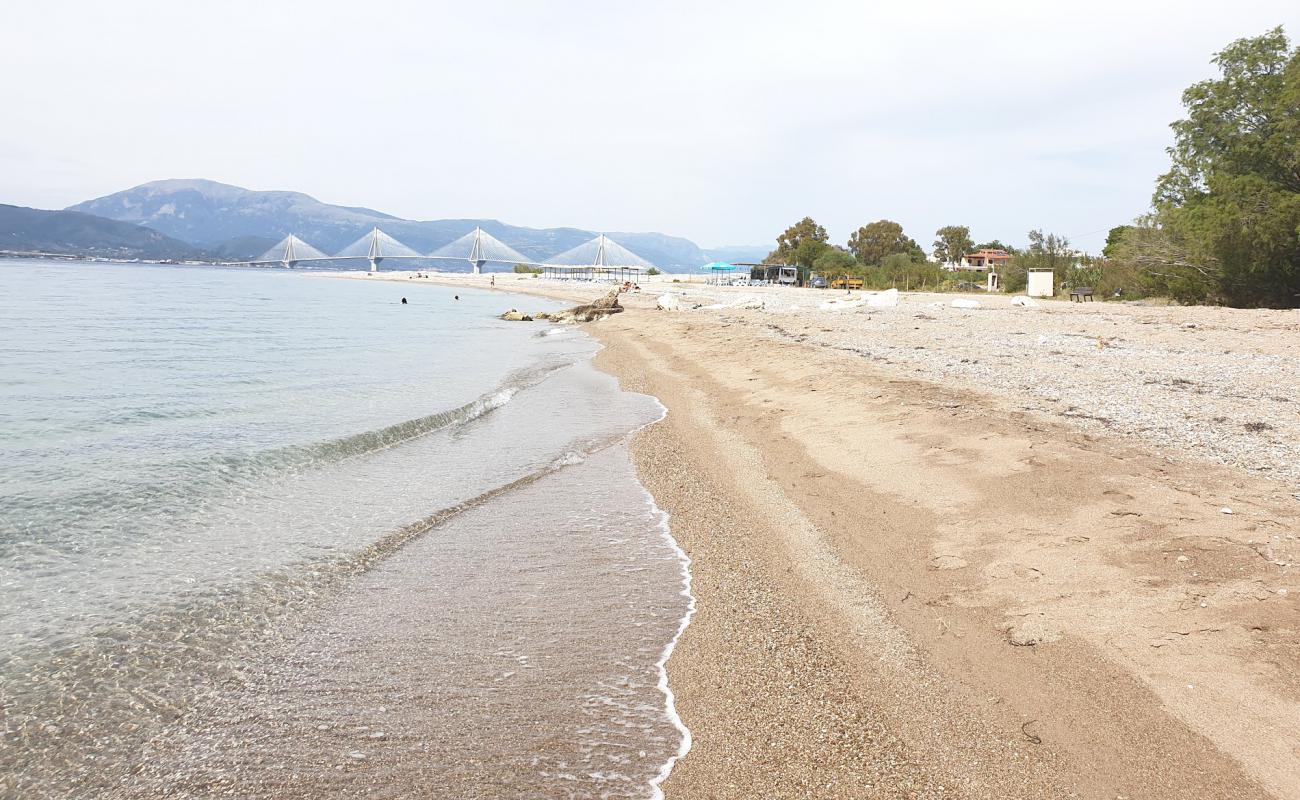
[1094,259,1148,300]
[877,253,943,290]
[1002,262,1028,293]
[1065,264,1104,291]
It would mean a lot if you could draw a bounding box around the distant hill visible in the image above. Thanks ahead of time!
[0,204,205,260]
[207,234,279,260]
[69,179,763,271]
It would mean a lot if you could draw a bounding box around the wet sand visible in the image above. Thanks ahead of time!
[333,272,1300,798]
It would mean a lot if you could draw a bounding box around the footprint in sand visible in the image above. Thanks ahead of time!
[1000,613,1062,646]
[930,555,969,570]
[985,561,1043,581]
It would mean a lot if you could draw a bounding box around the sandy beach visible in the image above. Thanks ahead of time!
[336,271,1300,798]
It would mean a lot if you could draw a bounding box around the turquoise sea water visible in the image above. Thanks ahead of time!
[0,261,690,798]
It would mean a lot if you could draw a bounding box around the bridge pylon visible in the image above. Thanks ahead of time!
[282,234,303,269]
[367,228,382,272]
[255,234,330,268]
[429,227,530,273]
[467,227,488,274]
[337,227,421,272]
[543,234,655,270]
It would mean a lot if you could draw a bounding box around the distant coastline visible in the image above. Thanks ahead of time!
[3,179,767,270]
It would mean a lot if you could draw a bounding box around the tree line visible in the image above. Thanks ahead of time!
[763,27,1299,307]
[763,216,1082,293]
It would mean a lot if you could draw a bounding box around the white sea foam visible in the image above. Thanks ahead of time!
[480,386,519,412]
[645,488,695,799]
[553,451,588,467]
[631,398,697,800]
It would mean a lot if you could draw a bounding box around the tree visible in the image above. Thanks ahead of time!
[1149,26,1300,307]
[767,216,828,265]
[1103,226,1134,259]
[1026,229,1074,269]
[848,220,922,266]
[1109,215,1220,303]
[1003,230,1074,293]
[1158,27,1300,204]
[974,240,1014,254]
[932,225,975,264]
[813,247,857,276]
[879,252,943,291]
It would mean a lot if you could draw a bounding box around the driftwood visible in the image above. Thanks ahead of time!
[500,289,623,324]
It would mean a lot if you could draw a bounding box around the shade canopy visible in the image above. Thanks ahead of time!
[702,261,738,271]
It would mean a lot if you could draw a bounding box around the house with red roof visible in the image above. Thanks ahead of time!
[959,248,1012,270]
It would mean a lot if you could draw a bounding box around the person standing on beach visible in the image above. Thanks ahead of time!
[401,297,407,304]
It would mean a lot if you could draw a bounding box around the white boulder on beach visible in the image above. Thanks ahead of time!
[820,289,898,311]
[657,294,683,311]
[865,288,899,307]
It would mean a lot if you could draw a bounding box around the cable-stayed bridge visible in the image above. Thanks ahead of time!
[249,227,654,274]
[538,233,654,282]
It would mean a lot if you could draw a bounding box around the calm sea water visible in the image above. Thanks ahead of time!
[0,260,691,798]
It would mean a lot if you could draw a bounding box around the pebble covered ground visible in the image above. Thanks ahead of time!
[648,285,1300,487]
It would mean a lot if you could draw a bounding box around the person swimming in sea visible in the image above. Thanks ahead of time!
[401,297,408,304]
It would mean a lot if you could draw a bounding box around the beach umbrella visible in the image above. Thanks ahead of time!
[701,261,738,284]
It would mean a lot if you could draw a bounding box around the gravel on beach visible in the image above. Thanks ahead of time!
[660,285,1300,486]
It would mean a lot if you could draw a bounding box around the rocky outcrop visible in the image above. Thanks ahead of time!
[557,289,623,323]
[500,290,623,324]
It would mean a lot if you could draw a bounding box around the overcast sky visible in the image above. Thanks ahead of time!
[2,1,1297,250]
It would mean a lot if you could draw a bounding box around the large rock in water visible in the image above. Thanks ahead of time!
[500,290,623,324]
[549,290,623,324]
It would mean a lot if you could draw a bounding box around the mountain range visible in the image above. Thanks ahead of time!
[39,179,768,270]
[0,203,205,260]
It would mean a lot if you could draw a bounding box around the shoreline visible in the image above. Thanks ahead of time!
[589,308,1296,798]
[643,448,698,800]
[103,317,692,798]
[328,269,1299,797]
[333,269,1300,485]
